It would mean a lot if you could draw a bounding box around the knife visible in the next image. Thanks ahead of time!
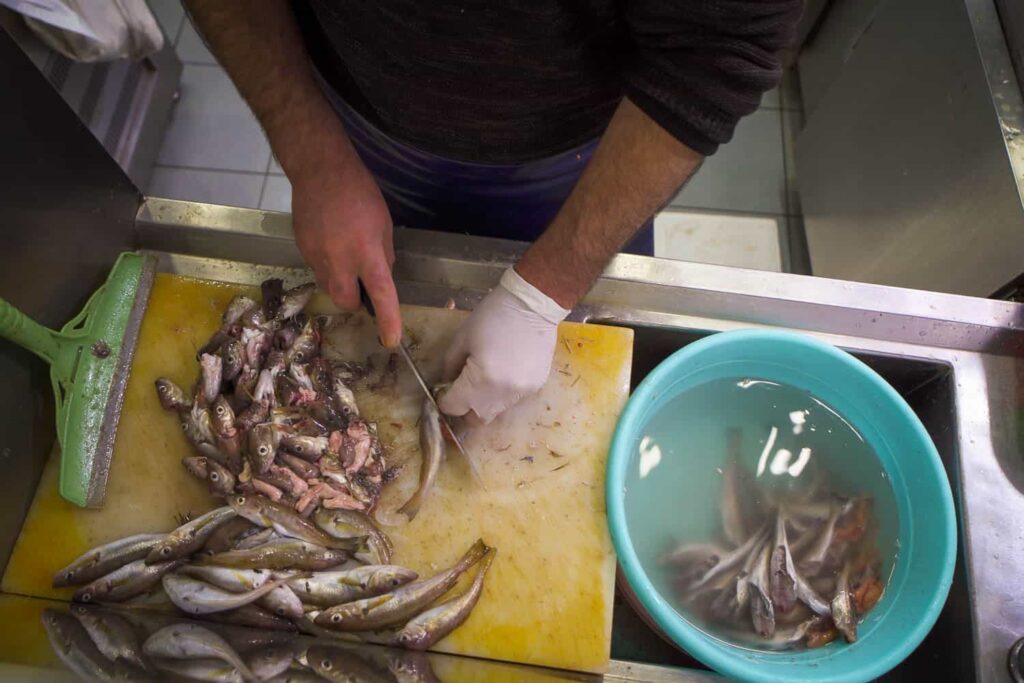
[357,282,485,488]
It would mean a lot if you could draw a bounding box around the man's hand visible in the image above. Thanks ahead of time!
[438,268,569,425]
[289,155,401,347]
[184,0,402,347]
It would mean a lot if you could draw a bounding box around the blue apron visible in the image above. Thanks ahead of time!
[318,76,655,256]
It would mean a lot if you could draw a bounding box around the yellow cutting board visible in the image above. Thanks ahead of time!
[1,273,632,673]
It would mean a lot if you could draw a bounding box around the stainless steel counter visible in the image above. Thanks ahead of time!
[133,197,1024,681]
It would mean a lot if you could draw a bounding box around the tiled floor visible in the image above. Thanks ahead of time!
[146,1,803,272]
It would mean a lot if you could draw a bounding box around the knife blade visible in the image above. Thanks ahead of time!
[357,282,485,488]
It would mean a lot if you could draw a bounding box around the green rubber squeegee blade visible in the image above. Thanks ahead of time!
[0,252,155,508]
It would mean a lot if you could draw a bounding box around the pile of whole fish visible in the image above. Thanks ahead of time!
[662,433,886,650]
[44,605,448,682]
[52,495,496,661]
[156,279,391,515]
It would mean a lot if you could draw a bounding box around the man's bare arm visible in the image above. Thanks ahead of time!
[516,98,703,308]
[185,0,403,346]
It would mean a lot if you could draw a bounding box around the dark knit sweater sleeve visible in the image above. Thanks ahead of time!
[622,0,803,155]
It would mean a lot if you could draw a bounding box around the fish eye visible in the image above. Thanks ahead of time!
[216,406,225,415]
[161,546,172,555]
[158,385,168,394]
[330,614,341,623]
[181,423,188,431]
[321,659,332,670]
[235,496,246,505]
[80,592,91,602]
[258,446,269,456]
[210,472,220,481]
[391,579,399,586]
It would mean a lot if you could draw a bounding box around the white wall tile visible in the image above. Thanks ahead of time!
[148,167,265,208]
[671,107,786,215]
[259,175,292,213]
[654,210,782,272]
[157,65,271,172]
[176,17,217,64]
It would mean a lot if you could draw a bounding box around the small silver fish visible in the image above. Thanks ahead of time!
[207,459,238,497]
[242,325,273,368]
[198,537,350,571]
[747,539,776,638]
[73,559,184,603]
[183,455,210,481]
[690,521,771,592]
[224,295,258,326]
[182,403,218,448]
[179,565,271,592]
[72,605,148,670]
[222,338,245,382]
[313,507,393,565]
[162,572,294,615]
[153,657,243,682]
[831,562,857,642]
[285,319,319,365]
[143,622,256,682]
[258,584,304,619]
[277,451,320,480]
[53,533,164,587]
[769,513,798,613]
[330,372,360,420]
[203,517,259,555]
[200,353,224,406]
[147,507,236,563]
[202,603,297,632]
[306,644,394,683]
[277,283,316,320]
[287,565,418,607]
[280,434,329,461]
[398,395,445,520]
[42,610,123,681]
[248,423,278,474]
[228,493,362,551]
[721,429,749,546]
[155,378,192,412]
[390,548,495,650]
[316,539,488,631]
[247,643,298,680]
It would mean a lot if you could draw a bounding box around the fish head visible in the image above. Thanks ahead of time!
[367,567,419,592]
[182,456,209,479]
[155,378,189,411]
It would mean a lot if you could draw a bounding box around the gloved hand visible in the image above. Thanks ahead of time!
[438,267,570,424]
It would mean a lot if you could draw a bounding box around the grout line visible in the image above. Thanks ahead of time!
[257,172,270,209]
[663,206,790,221]
[778,99,794,273]
[172,8,187,47]
[153,164,270,176]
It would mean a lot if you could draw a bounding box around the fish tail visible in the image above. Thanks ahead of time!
[397,494,422,521]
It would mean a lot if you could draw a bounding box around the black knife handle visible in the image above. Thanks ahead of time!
[357,280,376,318]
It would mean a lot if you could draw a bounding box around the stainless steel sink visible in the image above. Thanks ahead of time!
[8,197,1011,681]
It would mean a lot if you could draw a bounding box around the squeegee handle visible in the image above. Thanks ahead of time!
[0,296,61,364]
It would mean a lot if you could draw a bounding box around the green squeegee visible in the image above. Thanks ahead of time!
[0,252,155,508]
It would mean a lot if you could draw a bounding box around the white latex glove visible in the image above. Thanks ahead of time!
[438,267,570,425]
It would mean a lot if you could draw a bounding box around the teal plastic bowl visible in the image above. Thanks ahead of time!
[607,329,956,683]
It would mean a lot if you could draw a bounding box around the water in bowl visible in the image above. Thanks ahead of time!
[624,376,899,650]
